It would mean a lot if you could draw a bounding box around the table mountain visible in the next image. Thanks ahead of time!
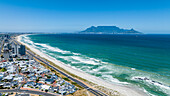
[80,26,142,34]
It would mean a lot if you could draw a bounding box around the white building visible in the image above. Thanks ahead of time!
[40,85,51,91]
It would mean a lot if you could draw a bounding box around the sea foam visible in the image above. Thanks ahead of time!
[20,34,170,96]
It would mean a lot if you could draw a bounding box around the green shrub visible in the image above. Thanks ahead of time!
[1,68,7,72]
[63,77,70,81]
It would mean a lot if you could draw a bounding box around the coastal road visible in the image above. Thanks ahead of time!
[0,89,58,96]
[14,39,108,96]
[26,50,107,96]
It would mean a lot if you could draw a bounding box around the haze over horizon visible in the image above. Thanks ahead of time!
[0,0,170,34]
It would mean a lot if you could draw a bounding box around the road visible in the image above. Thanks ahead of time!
[14,40,108,96]
[26,48,107,96]
[0,89,58,96]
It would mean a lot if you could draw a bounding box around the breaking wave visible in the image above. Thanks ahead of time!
[19,34,170,96]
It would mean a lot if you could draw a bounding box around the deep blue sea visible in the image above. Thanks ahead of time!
[20,34,170,96]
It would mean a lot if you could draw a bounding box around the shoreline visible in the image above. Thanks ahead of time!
[16,34,147,96]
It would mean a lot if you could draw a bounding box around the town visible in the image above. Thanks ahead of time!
[0,34,77,96]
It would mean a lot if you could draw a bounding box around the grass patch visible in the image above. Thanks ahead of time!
[63,77,70,81]
[0,68,7,72]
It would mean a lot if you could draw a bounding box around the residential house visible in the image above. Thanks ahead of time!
[45,79,54,84]
[40,85,51,91]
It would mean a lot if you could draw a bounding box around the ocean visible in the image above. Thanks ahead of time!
[20,34,170,96]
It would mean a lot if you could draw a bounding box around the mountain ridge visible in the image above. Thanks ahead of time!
[80,26,142,34]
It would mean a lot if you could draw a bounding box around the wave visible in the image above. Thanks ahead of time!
[131,76,170,95]
[20,34,170,96]
[70,56,100,65]
[34,43,71,54]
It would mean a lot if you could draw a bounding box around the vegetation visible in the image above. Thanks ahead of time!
[71,82,77,85]
[46,75,51,79]
[1,55,4,58]
[36,78,39,83]
[61,83,65,86]
[0,86,4,89]
[18,69,21,73]
[45,89,48,92]
[0,68,7,72]
[63,77,70,81]
[21,84,25,87]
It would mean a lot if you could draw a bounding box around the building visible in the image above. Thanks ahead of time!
[45,79,54,84]
[11,42,18,57]
[11,42,26,56]
[4,35,10,39]
[18,45,26,56]
[40,85,51,91]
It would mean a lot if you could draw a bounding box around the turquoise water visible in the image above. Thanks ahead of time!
[20,34,170,96]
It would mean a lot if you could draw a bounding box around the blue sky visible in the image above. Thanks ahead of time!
[0,0,170,33]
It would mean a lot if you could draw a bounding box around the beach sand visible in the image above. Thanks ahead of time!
[16,35,147,96]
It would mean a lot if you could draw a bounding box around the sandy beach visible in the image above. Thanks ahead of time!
[16,34,147,96]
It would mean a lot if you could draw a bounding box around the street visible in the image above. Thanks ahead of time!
[0,89,57,96]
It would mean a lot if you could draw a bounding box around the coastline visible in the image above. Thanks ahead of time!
[16,34,147,96]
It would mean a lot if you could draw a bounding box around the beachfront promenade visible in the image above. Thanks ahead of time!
[13,39,108,96]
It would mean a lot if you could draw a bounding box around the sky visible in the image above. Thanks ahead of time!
[0,0,170,34]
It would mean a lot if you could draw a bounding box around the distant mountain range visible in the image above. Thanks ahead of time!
[80,26,142,34]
